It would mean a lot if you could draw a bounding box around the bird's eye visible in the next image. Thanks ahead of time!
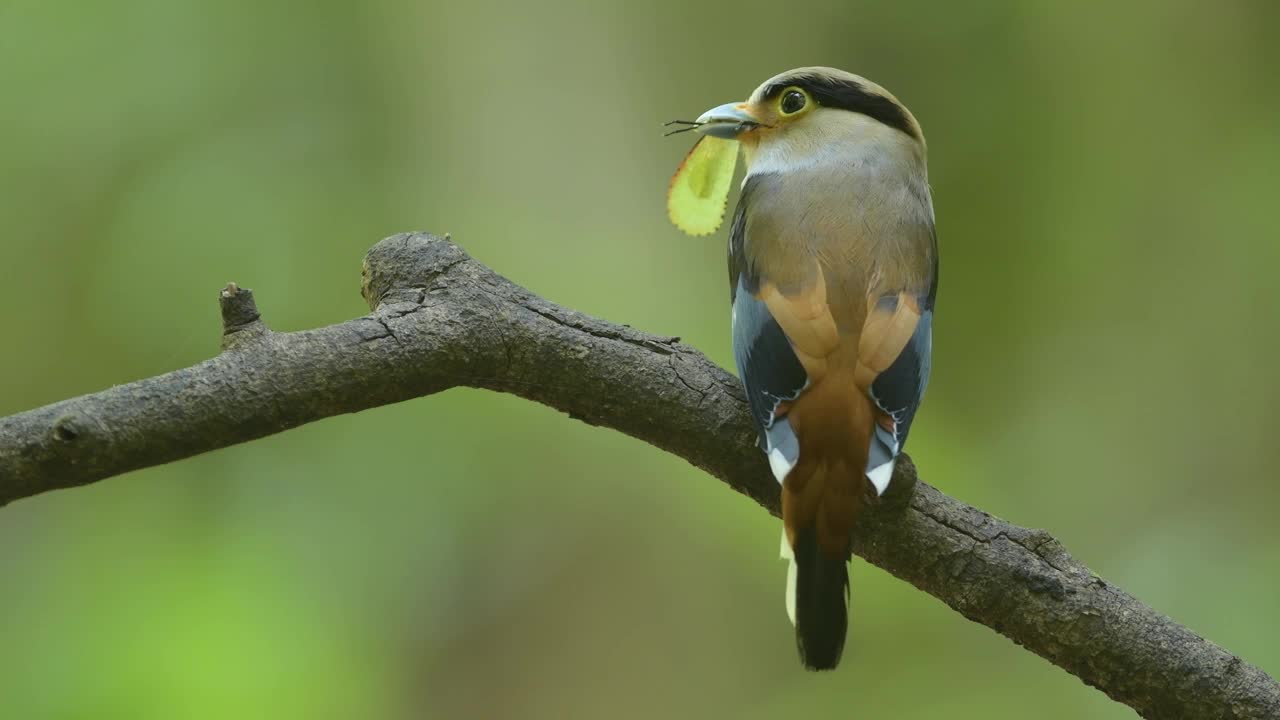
[779,89,808,115]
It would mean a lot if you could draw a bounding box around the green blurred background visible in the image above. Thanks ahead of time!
[2,1,1277,717]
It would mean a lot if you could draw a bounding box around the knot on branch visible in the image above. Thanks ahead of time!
[361,232,470,311]
[219,282,268,350]
[51,414,85,443]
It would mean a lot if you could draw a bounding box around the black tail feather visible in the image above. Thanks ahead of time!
[792,526,849,671]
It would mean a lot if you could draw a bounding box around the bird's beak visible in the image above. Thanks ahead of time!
[695,102,761,139]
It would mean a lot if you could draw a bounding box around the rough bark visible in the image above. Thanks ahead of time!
[0,232,1275,719]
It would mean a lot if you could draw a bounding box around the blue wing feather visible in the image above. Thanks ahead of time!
[869,308,932,452]
[731,279,807,438]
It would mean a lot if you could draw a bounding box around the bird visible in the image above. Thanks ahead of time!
[687,67,936,670]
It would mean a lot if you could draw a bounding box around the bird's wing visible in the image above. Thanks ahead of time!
[862,231,937,490]
[728,181,815,474]
[731,279,807,430]
[867,299,932,447]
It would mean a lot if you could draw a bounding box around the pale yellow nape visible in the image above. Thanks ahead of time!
[666,136,739,237]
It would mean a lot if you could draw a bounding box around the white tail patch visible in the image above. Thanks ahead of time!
[780,530,797,625]
[867,458,896,496]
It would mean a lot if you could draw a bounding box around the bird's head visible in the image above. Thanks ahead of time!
[691,67,925,172]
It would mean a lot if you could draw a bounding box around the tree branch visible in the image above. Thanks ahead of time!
[0,232,1275,719]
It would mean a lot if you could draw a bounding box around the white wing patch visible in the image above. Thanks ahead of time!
[867,459,895,496]
[768,448,794,484]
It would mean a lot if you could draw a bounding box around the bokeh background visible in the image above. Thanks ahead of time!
[2,1,1278,717]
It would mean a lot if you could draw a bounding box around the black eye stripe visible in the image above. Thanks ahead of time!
[761,76,918,139]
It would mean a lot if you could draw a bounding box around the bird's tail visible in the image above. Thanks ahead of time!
[778,370,871,670]
[783,525,849,670]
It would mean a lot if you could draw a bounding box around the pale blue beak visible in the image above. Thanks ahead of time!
[695,103,761,139]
